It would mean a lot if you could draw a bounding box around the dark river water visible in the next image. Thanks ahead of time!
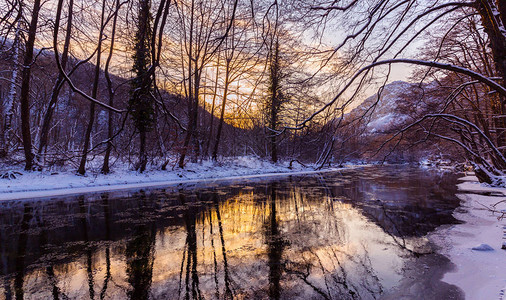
[0,166,463,299]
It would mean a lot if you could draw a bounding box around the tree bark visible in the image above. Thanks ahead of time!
[19,0,42,170]
[204,57,220,158]
[0,23,21,158]
[477,1,506,154]
[268,40,281,163]
[38,0,74,161]
[178,0,198,168]
[102,0,121,174]
[78,0,106,175]
[212,59,231,161]
[130,0,154,173]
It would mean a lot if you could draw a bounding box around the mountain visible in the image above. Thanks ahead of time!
[348,80,441,134]
[0,48,245,163]
[340,80,457,163]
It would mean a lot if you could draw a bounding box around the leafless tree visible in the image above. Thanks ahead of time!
[287,0,506,183]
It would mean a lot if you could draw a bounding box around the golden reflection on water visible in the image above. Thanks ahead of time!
[0,167,460,299]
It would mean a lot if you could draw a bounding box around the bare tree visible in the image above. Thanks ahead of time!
[77,0,108,175]
[19,0,43,170]
[288,0,506,183]
[38,0,74,162]
[101,0,123,174]
[0,16,21,158]
[171,0,238,167]
[211,1,262,160]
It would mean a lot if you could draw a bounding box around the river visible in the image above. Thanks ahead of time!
[0,166,464,299]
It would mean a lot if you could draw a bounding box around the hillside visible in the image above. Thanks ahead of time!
[340,80,458,163]
[0,48,244,168]
[349,81,440,134]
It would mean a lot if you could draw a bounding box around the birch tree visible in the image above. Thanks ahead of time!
[0,20,21,158]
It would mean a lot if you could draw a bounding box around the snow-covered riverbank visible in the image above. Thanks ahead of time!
[6,159,505,299]
[3,160,504,297]
[431,175,506,299]
[0,157,351,201]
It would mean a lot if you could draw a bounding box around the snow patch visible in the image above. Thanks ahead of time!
[0,156,358,201]
[431,174,506,299]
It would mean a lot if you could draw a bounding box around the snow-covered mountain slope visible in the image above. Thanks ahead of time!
[348,80,440,134]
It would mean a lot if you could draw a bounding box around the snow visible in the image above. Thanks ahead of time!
[349,80,429,134]
[0,156,352,201]
[367,112,408,133]
[431,174,506,299]
[2,159,506,297]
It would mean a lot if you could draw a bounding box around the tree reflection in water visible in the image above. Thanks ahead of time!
[38,205,63,300]
[14,204,32,300]
[100,193,112,300]
[0,166,462,299]
[212,192,234,300]
[177,192,202,300]
[78,195,96,300]
[125,191,157,300]
[265,183,285,300]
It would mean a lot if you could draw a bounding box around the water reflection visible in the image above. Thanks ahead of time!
[15,204,32,300]
[265,183,284,300]
[0,166,461,299]
[126,191,156,300]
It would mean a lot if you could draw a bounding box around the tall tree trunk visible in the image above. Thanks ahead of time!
[78,0,106,175]
[212,59,231,161]
[78,103,96,175]
[0,23,21,158]
[178,0,195,168]
[204,57,220,158]
[478,1,506,157]
[130,0,154,173]
[101,0,121,174]
[38,0,74,162]
[192,67,201,162]
[179,76,200,167]
[178,112,193,168]
[19,0,42,170]
[268,40,281,163]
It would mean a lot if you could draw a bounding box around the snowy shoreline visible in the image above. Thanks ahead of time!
[431,174,506,299]
[0,157,355,201]
[4,160,504,298]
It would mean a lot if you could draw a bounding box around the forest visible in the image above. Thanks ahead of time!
[2,1,506,299]
[1,0,506,185]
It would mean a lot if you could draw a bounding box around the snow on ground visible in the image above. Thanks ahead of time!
[4,159,504,298]
[431,174,506,300]
[0,156,348,201]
